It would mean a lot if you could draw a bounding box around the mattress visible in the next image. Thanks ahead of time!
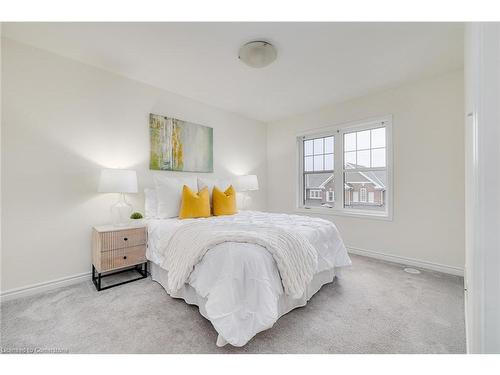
[146,210,351,347]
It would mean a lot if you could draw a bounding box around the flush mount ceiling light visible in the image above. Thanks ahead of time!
[238,41,277,68]
[404,267,421,274]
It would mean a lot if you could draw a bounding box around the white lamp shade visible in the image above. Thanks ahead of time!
[236,175,259,192]
[98,169,138,193]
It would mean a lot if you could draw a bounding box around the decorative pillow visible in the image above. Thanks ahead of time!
[212,185,238,216]
[197,177,232,201]
[144,188,158,218]
[179,186,211,219]
[154,175,198,218]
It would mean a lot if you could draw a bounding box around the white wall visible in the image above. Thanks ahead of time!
[267,70,465,270]
[1,38,267,292]
[0,26,3,294]
[464,23,500,354]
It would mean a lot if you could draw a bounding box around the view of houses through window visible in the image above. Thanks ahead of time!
[301,122,388,214]
[304,172,335,207]
[303,135,335,208]
[343,127,386,212]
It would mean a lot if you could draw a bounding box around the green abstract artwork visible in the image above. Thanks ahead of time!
[149,114,213,172]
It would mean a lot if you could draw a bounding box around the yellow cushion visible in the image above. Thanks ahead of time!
[212,185,238,216]
[179,185,211,219]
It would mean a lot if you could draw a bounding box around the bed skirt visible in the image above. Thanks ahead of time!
[149,261,341,346]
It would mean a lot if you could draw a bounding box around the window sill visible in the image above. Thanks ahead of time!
[295,207,393,221]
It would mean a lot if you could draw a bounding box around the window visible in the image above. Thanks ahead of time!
[326,191,334,202]
[368,191,375,203]
[302,135,334,207]
[298,116,391,218]
[343,126,387,213]
[352,191,359,202]
[309,190,322,199]
[359,188,367,202]
[303,136,334,172]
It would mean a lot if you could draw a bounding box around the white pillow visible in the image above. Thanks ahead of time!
[197,177,232,200]
[154,175,198,218]
[144,188,158,218]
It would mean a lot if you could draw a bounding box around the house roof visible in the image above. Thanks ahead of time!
[306,165,386,190]
[319,175,334,188]
[345,170,386,189]
[305,174,331,188]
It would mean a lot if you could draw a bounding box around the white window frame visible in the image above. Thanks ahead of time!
[296,115,393,220]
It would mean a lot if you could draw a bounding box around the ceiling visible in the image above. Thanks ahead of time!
[3,22,464,122]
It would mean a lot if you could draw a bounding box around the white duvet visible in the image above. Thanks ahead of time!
[161,220,319,298]
[147,211,351,347]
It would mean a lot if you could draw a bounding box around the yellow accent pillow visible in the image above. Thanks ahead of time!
[212,185,238,216]
[179,185,211,219]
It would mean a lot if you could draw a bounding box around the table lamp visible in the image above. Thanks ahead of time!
[235,175,259,209]
[98,169,138,226]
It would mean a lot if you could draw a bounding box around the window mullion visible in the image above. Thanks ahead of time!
[299,137,305,208]
[334,130,343,211]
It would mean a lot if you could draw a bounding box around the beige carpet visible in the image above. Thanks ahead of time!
[0,254,465,353]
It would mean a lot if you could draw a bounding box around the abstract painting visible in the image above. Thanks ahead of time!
[149,113,213,172]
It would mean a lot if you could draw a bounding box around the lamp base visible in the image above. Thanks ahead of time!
[238,192,252,210]
[111,194,133,226]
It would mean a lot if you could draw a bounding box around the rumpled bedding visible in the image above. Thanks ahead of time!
[147,211,351,346]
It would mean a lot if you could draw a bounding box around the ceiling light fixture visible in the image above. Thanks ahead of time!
[238,41,277,68]
[404,267,421,274]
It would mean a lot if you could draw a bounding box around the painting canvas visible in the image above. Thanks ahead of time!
[149,114,213,172]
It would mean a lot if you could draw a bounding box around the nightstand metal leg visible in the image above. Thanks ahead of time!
[91,261,148,292]
[92,264,103,291]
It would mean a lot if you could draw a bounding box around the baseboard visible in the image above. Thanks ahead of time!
[347,246,464,276]
[1,249,463,302]
[1,271,91,303]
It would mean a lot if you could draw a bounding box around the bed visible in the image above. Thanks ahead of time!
[146,210,351,347]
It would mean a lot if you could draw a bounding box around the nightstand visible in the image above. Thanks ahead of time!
[91,224,148,291]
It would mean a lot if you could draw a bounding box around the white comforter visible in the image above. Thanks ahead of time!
[147,211,351,346]
[161,220,318,298]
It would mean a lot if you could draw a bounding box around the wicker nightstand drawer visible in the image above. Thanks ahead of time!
[100,245,146,272]
[91,225,148,290]
[99,228,146,251]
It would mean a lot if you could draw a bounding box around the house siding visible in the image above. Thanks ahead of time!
[305,178,385,210]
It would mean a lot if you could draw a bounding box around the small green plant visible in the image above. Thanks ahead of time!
[130,212,143,219]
